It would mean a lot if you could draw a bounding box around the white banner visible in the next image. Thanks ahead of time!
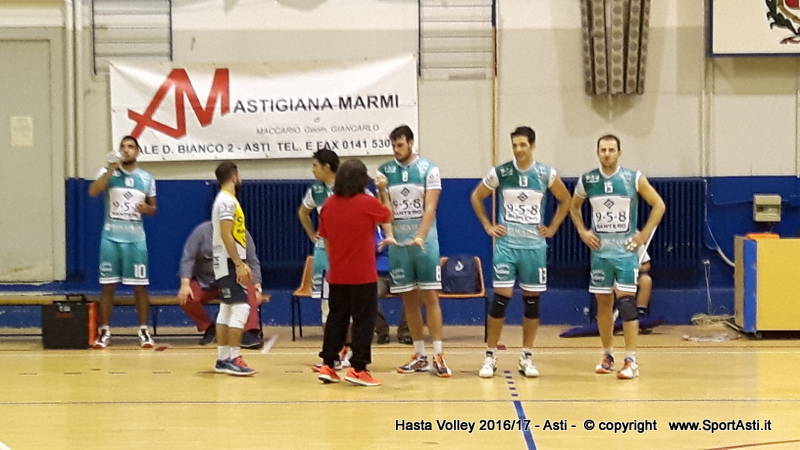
[109,55,418,161]
[711,0,800,55]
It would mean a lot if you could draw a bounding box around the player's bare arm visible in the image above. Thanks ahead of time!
[470,182,506,238]
[539,176,571,238]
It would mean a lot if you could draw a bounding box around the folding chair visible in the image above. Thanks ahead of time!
[439,256,489,342]
[290,255,314,341]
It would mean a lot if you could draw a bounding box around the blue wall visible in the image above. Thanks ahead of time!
[3,176,800,328]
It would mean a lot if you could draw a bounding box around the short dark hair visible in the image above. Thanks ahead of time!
[334,159,370,197]
[597,134,621,151]
[389,125,414,142]
[120,135,141,150]
[510,126,536,145]
[312,148,340,173]
[215,161,238,184]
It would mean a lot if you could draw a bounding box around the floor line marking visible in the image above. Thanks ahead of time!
[3,348,800,358]
[503,369,536,450]
[2,398,800,407]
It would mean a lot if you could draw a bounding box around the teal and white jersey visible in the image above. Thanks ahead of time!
[96,166,156,243]
[302,181,334,213]
[377,156,441,241]
[575,167,641,256]
[302,181,334,250]
[483,160,556,250]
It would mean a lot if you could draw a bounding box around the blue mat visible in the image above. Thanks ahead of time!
[559,318,664,338]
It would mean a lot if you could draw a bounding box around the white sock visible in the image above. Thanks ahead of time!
[100,325,110,334]
[217,346,230,361]
[522,348,533,358]
[413,341,426,356]
[626,351,637,361]
[432,340,443,355]
[486,347,496,356]
[139,325,149,333]
[230,346,241,360]
[603,347,613,356]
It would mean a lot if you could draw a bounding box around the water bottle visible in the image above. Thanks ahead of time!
[582,306,591,325]
[106,151,122,164]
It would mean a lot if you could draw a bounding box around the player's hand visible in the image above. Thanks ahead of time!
[538,224,556,238]
[375,173,388,190]
[177,285,192,306]
[579,229,601,250]
[626,232,646,252]
[378,236,399,251]
[235,263,252,285]
[136,203,151,214]
[484,224,506,238]
[106,161,120,172]
[409,236,426,252]
[254,283,267,302]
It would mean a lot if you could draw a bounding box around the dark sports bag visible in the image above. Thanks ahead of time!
[441,255,478,293]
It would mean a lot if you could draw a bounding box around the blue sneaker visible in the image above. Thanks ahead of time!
[214,359,229,374]
[215,359,256,377]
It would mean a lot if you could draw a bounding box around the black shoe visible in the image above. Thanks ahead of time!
[241,330,263,349]
[199,325,216,345]
[640,327,654,335]
[376,334,390,345]
[397,335,413,345]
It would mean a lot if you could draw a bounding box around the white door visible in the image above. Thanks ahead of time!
[0,40,58,281]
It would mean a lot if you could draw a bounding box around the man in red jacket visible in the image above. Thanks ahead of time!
[316,159,391,387]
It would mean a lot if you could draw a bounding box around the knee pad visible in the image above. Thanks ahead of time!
[216,303,232,326]
[617,296,638,322]
[228,303,250,329]
[489,293,511,319]
[523,295,540,319]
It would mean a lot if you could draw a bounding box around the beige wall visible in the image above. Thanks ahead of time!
[3,0,799,180]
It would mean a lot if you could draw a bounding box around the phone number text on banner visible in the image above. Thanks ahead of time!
[109,55,418,162]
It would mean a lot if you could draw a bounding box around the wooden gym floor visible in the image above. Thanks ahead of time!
[0,325,799,449]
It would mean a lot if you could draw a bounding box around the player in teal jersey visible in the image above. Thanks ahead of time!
[298,149,339,317]
[88,135,157,349]
[570,134,665,379]
[470,126,571,378]
[376,125,451,377]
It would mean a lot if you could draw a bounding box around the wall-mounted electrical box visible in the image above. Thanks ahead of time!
[753,194,782,223]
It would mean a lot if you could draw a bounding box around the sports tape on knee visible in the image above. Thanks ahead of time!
[216,303,232,327]
[228,303,250,329]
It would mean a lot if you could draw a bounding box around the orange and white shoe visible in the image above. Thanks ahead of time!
[397,354,430,374]
[616,357,639,380]
[432,353,452,378]
[595,353,615,374]
[344,368,381,386]
[318,364,341,384]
